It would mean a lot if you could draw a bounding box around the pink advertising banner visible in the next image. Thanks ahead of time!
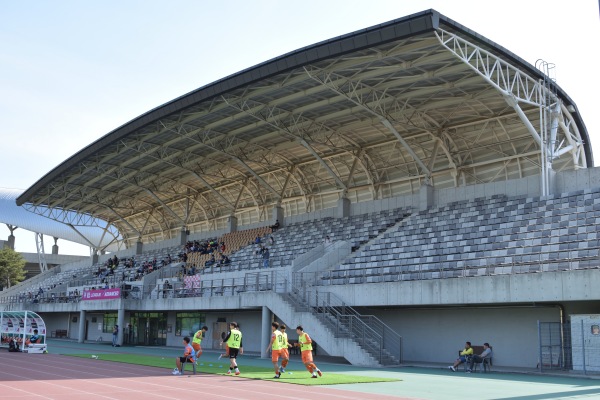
[82,288,121,300]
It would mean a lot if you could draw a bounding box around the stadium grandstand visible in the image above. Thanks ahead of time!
[2,9,599,372]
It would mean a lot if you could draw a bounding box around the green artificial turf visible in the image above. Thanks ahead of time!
[67,354,399,386]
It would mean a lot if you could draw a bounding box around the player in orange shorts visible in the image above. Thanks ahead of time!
[266,321,284,378]
[278,324,292,373]
[191,326,208,364]
[295,325,322,378]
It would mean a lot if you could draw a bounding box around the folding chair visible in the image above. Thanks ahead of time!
[181,357,197,375]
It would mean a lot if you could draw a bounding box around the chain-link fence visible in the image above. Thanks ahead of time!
[539,319,600,374]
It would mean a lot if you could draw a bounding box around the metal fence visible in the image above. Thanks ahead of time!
[539,320,600,374]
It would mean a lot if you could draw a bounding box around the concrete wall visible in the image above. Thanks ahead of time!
[322,270,600,307]
[372,306,559,368]
[555,167,600,194]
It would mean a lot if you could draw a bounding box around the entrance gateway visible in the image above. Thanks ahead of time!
[0,310,47,353]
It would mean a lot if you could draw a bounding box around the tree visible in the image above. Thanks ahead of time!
[0,248,26,290]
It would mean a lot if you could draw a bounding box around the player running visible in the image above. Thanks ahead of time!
[278,324,292,373]
[266,321,284,378]
[191,325,208,364]
[295,325,322,378]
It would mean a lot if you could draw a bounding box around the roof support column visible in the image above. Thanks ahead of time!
[272,204,284,226]
[337,197,351,219]
[227,215,238,233]
[5,224,17,250]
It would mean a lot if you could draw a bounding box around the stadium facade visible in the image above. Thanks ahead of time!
[2,10,599,371]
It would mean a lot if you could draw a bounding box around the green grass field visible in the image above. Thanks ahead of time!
[67,354,399,386]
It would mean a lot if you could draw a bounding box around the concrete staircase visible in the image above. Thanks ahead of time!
[242,290,379,366]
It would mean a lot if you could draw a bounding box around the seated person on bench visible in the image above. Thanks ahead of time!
[172,336,194,375]
[26,329,41,345]
[467,343,492,372]
[449,341,473,371]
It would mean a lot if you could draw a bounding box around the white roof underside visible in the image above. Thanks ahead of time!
[0,188,120,251]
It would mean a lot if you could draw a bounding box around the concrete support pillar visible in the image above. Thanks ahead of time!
[52,237,59,255]
[272,205,284,226]
[419,183,434,211]
[135,240,143,255]
[261,306,272,359]
[78,310,86,343]
[178,228,187,246]
[548,168,557,195]
[117,304,125,346]
[336,197,351,218]
[227,215,238,233]
[91,250,99,265]
[7,234,15,250]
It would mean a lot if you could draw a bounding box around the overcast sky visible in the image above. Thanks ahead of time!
[1,0,599,256]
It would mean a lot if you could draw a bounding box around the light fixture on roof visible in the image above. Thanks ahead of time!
[567,105,576,113]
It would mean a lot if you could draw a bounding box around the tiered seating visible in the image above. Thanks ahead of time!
[318,189,600,285]
[221,226,271,255]
[217,208,410,272]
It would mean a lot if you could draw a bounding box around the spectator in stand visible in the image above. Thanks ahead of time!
[262,247,270,268]
[255,236,261,245]
[270,219,280,232]
[205,254,215,267]
[268,235,275,245]
[324,235,332,246]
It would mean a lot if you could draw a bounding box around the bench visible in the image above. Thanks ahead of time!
[51,329,68,338]
[459,345,492,372]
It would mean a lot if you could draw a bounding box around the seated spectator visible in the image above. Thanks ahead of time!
[270,219,280,232]
[449,341,473,371]
[467,343,492,372]
[324,235,332,245]
[255,236,261,244]
[173,336,194,375]
[26,329,41,345]
[205,254,215,267]
[268,235,275,245]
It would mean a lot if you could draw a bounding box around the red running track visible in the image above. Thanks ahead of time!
[0,353,417,400]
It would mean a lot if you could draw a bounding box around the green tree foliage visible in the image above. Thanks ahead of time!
[0,248,26,289]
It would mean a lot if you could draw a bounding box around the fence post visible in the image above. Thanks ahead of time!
[581,319,586,375]
[538,321,543,372]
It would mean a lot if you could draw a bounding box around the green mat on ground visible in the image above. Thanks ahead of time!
[67,354,399,386]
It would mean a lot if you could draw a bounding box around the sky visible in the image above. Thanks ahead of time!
[1,0,599,256]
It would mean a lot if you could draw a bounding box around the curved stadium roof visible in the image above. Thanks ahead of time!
[1,188,120,251]
[16,9,591,249]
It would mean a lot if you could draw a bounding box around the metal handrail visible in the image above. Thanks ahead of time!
[282,271,401,365]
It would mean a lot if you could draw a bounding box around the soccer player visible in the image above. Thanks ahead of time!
[266,321,283,378]
[192,325,208,363]
[173,336,194,375]
[221,322,243,375]
[278,324,292,373]
[295,325,322,378]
